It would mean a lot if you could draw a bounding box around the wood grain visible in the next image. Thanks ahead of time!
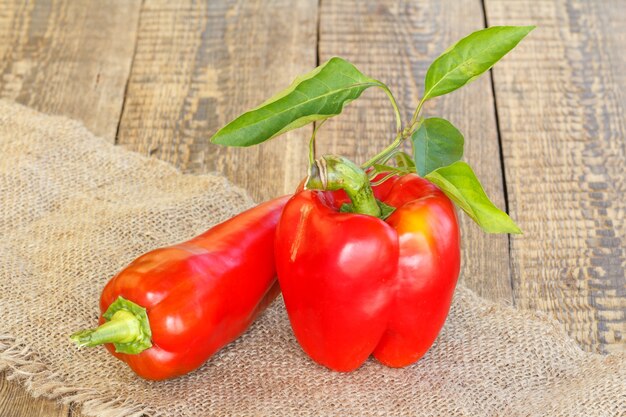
[0,0,141,142]
[116,0,318,202]
[318,0,512,302]
[0,377,68,417]
[485,0,625,353]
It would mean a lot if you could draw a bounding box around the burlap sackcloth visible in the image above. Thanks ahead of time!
[0,99,624,417]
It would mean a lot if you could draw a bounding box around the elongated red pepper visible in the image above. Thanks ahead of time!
[275,156,460,371]
[71,196,288,380]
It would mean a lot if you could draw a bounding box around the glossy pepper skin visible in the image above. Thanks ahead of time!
[275,173,460,372]
[72,196,288,380]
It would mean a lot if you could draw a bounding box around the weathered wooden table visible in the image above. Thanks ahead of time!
[1,0,624,415]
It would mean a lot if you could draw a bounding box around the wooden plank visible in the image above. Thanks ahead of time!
[116,0,318,202]
[318,0,512,302]
[0,376,68,417]
[0,1,141,416]
[485,0,626,353]
[0,0,140,141]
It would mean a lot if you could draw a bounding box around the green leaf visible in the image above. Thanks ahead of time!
[423,26,535,100]
[425,161,521,234]
[412,117,464,176]
[211,57,385,147]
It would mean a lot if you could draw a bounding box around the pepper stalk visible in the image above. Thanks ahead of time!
[305,154,382,218]
[70,296,152,355]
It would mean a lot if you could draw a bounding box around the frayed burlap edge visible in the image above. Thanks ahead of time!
[0,335,158,417]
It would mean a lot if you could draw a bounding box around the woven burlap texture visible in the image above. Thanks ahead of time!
[0,99,624,417]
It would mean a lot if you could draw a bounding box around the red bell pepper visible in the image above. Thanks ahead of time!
[71,196,288,380]
[275,155,460,371]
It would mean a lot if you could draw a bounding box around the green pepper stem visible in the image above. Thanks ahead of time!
[70,310,141,347]
[305,155,382,218]
[361,97,426,171]
[70,296,152,355]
